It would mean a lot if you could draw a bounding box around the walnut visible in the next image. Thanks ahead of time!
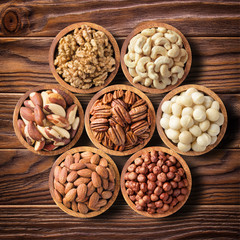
[54,25,116,90]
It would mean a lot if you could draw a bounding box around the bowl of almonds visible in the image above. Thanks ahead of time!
[121,146,192,218]
[49,22,120,93]
[85,84,156,156]
[13,84,84,155]
[49,146,120,218]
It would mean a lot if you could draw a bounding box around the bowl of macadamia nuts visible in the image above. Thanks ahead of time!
[157,85,227,156]
[121,146,192,218]
[49,22,120,93]
[13,84,84,156]
[121,22,192,94]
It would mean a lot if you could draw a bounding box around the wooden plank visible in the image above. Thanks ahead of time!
[0,149,239,205]
[0,1,239,37]
[0,93,239,149]
[0,37,239,93]
[0,205,239,239]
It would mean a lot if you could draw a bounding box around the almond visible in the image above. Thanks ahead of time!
[108,181,115,191]
[107,166,115,182]
[81,151,93,159]
[59,167,68,184]
[96,199,107,208]
[87,181,96,197]
[102,178,109,190]
[85,163,97,171]
[73,152,80,163]
[77,169,92,178]
[65,182,74,194]
[64,154,74,168]
[70,162,85,171]
[63,197,71,208]
[66,104,78,125]
[54,165,62,182]
[76,196,88,203]
[99,158,108,167]
[29,92,43,107]
[79,158,90,165]
[78,203,88,214]
[71,200,78,212]
[67,171,78,182]
[74,177,90,186]
[20,107,35,122]
[91,172,102,188]
[54,189,63,203]
[89,192,99,210]
[54,180,65,196]
[65,188,77,202]
[101,191,113,200]
[97,186,103,195]
[77,183,87,202]
[96,165,108,179]
[90,154,100,165]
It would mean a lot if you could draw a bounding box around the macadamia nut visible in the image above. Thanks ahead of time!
[206,108,220,122]
[161,101,172,114]
[179,131,192,144]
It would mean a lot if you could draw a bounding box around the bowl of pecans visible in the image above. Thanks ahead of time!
[121,146,192,218]
[85,84,156,156]
[49,146,120,218]
[49,22,120,93]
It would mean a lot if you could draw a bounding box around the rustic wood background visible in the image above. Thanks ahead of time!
[0,0,239,239]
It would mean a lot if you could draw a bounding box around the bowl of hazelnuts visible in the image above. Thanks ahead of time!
[121,146,192,218]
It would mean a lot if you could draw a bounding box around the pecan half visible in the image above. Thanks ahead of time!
[91,118,108,132]
[111,99,127,109]
[102,93,113,105]
[131,99,147,109]
[123,90,136,105]
[102,132,113,149]
[131,120,149,136]
[113,89,124,99]
[129,105,147,123]
[112,105,131,126]
[126,131,138,146]
[93,131,105,141]
[92,105,111,118]
[108,124,125,146]
[90,100,102,115]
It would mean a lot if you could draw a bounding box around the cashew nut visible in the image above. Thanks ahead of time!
[171,74,178,85]
[136,56,150,72]
[154,56,171,72]
[168,30,182,47]
[171,66,184,79]
[157,27,167,33]
[154,37,171,50]
[180,49,188,63]
[160,64,171,78]
[153,79,167,89]
[129,52,135,61]
[124,53,136,68]
[168,44,180,58]
[135,67,148,78]
[164,32,178,43]
[161,77,171,85]
[141,28,156,37]
[147,62,159,81]
[150,46,167,59]
[142,38,152,56]
[144,78,153,87]
[134,35,147,54]
[129,67,138,77]
[151,32,164,41]
[174,61,184,67]
[133,76,144,84]
[129,34,142,52]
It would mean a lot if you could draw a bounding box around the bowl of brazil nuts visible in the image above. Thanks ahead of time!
[49,22,120,93]
[121,146,192,218]
[156,84,228,156]
[85,84,156,156]
[13,84,84,156]
[49,146,120,218]
[121,21,192,94]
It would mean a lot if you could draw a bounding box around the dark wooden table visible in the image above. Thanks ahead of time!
[0,1,239,239]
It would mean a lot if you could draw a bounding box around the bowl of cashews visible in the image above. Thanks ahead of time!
[121,22,192,94]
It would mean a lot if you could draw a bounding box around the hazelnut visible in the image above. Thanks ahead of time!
[139,198,146,207]
[173,173,181,182]
[126,188,134,196]
[155,200,163,208]
[135,166,141,174]
[128,164,136,172]
[166,189,173,196]
[178,181,185,188]
[147,208,156,214]
[137,190,144,198]
[183,178,189,187]
[163,182,172,192]
[177,194,185,202]
[156,180,163,187]
[147,202,156,209]
[147,181,156,191]
[173,189,181,197]
[128,172,137,181]
[165,160,173,167]
[178,168,185,176]
[162,203,170,212]
[171,198,178,207]
[129,195,136,202]
[147,173,157,182]
[132,182,140,192]
[135,157,143,166]
[124,172,130,180]
[148,163,156,173]
[164,195,172,204]
[139,166,148,174]
[154,186,163,196]
[167,171,175,180]
[170,181,178,189]
[136,204,143,211]
[142,195,151,204]
[169,166,177,173]
[162,165,169,173]
[157,159,164,167]
[160,192,169,201]
[137,173,147,183]
[153,166,161,175]
[157,172,167,182]
[168,156,177,165]
[181,188,188,195]
[150,194,159,202]
[140,183,148,192]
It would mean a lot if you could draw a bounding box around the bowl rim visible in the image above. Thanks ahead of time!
[156,84,228,156]
[85,84,156,156]
[121,146,192,218]
[13,84,84,156]
[120,21,192,94]
[49,22,120,94]
[49,146,120,218]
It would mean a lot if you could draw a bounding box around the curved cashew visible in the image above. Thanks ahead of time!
[174,61,184,67]
[157,27,167,33]
[154,56,171,72]
[154,37,171,50]
[133,76,144,84]
[168,44,180,58]
[171,74,178,85]
[129,67,138,77]
[180,49,188,63]
[124,53,136,68]
[129,34,142,52]
[153,79,167,89]
[160,64,171,78]
[147,62,159,81]
[168,30,182,47]
[164,32,178,43]
[129,52,135,60]
[151,32,164,42]
[141,28,156,37]
[150,46,167,59]
[144,78,153,87]
[161,77,171,85]
[168,58,174,68]
[136,67,148,78]
[134,35,147,54]
[136,56,150,72]
[142,38,152,56]
[171,66,184,79]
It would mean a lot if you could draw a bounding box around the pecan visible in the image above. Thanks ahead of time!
[102,132,113,149]
[126,131,138,146]
[90,99,102,115]
[114,145,125,151]
[93,131,105,142]
[108,124,125,146]
[92,105,112,118]
[123,90,136,105]
[112,105,131,126]
[131,99,146,109]
[131,120,149,136]
[102,93,113,105]
[111,99,128,109]
[108,117,118,127]
[129,105,148,123]
[147,108,152,125]
[113,89,124,99]
[91,118,108,132]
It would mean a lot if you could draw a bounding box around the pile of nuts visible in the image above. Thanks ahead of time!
[124,150,189,214]
[53,151,116,214]
[89,89,153,151]
[160,87,224,152]
[124,27,188,89]
[17,89,80,151]
[54,25,116,89]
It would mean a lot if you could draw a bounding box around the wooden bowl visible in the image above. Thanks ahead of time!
[13,84,84,156]
[49,146,120,218]
[121,21,192,94]
[156,84,228,156]
[121,146,192,218]
[85,84,156,156]
[49,22,120,94]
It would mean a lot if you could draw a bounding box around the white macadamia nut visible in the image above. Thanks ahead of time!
[207,123,220,136]
[180,115,194,129]
[204,96,214,109]
[161,101,172,114]
[189,125,202,137]
[180,127,187,132]
[185,87,198,96]
[178,142,191,152]
[215,113,224,126]
[193,104,206,111]
[210,136,218,145]
[211,101,220,111]
[192,141,206,152]
[172,139,179,144]
[206,108,220,122]
[162,113,171,119]
[199,120,210,132]
[197,133,211,147]
[191,92,205,105]
[171,95,178,103]
[160,117,170,129]
[165,129,180,140]
[179,131,192,144]
[171,103,182,117]
[179,95,193,107]
[182,107,193,116]
[169,116,181,130]
[193,108,206,122]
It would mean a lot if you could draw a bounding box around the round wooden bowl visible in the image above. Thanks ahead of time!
[49,22,120,94]
[156,84,228,156]
[121,146,192,218]
[13,84,84,156]
[85,84,156,156]
[121,21,192,94]
[49,146,120,218]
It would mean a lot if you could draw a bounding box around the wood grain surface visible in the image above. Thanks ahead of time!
[0,0,239,239]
